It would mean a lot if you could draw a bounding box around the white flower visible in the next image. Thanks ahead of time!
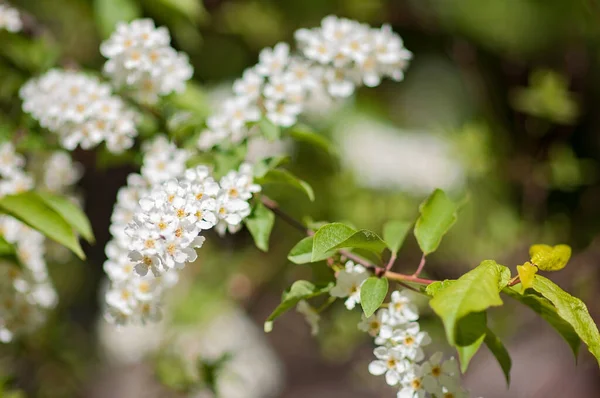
[397,365,430,398]
[19,70,138,153]
[390,322,431,362]
[233,68,264,101]
[0,4,22,33]
[388,290,419,323]
[358,309,390,337]
[100,19,193,103]
[329,265,368,310]
[421,352,460,397]
[296,300,320,336]
[256,43,290,77]
[368,346,408,386]
[43,151,83,192]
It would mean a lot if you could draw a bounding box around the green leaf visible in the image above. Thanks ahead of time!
[311,223,354,261]
[256,169,314,201]
[529,244,571,271]
[484,328,512,385]
[155,0,204,19]
[36,192,95,243]
[360,277,389,317]
[532,275,600,366]
[429,260,510,346]
[414,189,458,255]
[383,220,412,254]
[264,280,333,332]
[332,230,387,254]
[289,125,336,155]
[94,0,142,39]
[258,118,281,141]
[456,333,485,374]
[0,236,16,257]
[0,192,85,259]
[244,203,274,252]
[455,311,487,372]
[288,237,314,264]
[504,286,580,359]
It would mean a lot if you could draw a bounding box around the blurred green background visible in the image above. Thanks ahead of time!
[2,0,600,397]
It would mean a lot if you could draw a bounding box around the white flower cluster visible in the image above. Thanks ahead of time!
[0,143,57,343]
[103,136,190,325]
[42,151,84,193]
[100,19,193,104]
[20,70,138,153]
[0,3,21,33]
[104,156,260,325]
[0,142,33,196]
[328,260,467,397]
[197,15,412,150]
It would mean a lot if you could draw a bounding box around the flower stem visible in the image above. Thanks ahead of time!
[413,254,426,277]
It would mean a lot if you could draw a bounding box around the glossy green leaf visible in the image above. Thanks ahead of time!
[429,260,510,346]
[533,275,600,365]
[414,189,458,255]
[258,118,281,140]
[264,280,333,332]
[332,230,387,254]
[455,311,487,372]
[504,286,580,359]
[484,328,512,385]
[0,192,85,259]
[529,244,571,271]
[94,0,142,39]
[360,277,389,317]
[311,223,354,261]
[383,220,411,254]
[244,202,274,252]
[256,169,314,201]
[37,192,94,243]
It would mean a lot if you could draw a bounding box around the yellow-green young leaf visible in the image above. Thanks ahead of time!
[425,280,455,296]
[0,192,85,259]
[383,220,412,254]
[244,203,275,252]
[484,328,512,385]
[516,262,537,292]
[529,244,571,271]
[264,280,333,332]
[36,192,94,243]
[256,169,314,201]
[414,189,458,255]
[94,0,142,39]
[503,286,580,359]
[429,260,510,346]
[360,277,389,317]
[532,275,600,366]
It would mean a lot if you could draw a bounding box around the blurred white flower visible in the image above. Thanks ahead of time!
[0,3,21,33]
[336,116,465,194]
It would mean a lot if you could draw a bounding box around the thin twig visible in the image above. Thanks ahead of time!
[413,254,426,277]
[260,195,437,286]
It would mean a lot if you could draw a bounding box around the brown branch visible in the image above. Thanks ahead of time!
[260,195,436,286]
